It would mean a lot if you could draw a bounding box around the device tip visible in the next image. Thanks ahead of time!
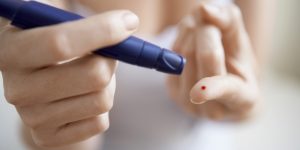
[156,49,186,75]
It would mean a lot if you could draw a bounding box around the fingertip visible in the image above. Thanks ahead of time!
[88,10,140,41]
[199,3,228,30]
[199,3,219,22]
[101,10,140,37]
[190,79,212,104]
[121,11,140,31]
[190,76,227,104]
[201,3,220,17]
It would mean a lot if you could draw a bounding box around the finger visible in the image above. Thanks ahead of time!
[173,15,197,53]
[32,114,109,147]
[177,33,199,113]
[190,75,257,112]
[200,3,245,34]
[17,77,115,129]
[5,55,117,106]
[166,75,180,101]
[166,23,195,101]
[202,101,227,120]
[51,77,115,126]
[0,10,139,69]
[195,25,226,78]
[201,3,257,79]
[192,25,226,116]
[200,3,253,56]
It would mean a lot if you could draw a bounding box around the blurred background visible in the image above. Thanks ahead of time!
[1,0,300,149]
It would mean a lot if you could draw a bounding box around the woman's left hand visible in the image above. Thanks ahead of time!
[167,3,260,120]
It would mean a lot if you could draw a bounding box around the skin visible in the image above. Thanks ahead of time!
[167,0,274,120]
[0,6,139,149]
[167,3,259,120]
[0,0,273,149]
[76,0,197,37]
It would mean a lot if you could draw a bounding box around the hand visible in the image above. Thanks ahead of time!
[0,9,139,147]
[167,3,260,120]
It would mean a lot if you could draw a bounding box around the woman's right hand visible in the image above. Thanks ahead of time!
[0,10,139,147]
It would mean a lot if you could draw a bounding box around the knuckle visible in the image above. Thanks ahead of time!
[5,90,20,105]
[32,134,57,148]
[4,88,26,106]
[46,29,72,60]
[4,86,34,107]
[93,117,110,133]
[100,18,119,44]
[229,4,243,21]
[87,59,113,89]
[92,92,114,114]
[21,115,45,130]
[180,16,197,32]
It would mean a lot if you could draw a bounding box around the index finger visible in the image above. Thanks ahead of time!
[195,25,226,78]
[190,75,257,112]
[0,10,139,69]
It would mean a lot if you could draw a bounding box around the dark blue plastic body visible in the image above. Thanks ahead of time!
[0,0,185,74]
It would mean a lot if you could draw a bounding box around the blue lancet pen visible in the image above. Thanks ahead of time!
[0,0,186,74]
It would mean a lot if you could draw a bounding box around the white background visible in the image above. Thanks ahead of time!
[1,0,300,149]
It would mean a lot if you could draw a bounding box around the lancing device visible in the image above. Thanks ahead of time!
[0,0,186,75]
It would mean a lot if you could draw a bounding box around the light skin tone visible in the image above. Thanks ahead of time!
[0,0,273,149]
[0,6,139,148]
[167,3,259,120]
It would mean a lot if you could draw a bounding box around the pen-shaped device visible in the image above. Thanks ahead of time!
[0,0,186,74]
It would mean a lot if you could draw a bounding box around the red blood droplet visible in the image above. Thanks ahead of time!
[201,86,206,90]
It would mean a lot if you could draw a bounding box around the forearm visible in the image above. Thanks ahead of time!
[21,124,103,150]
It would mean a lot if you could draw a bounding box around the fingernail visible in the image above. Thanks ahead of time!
[191,98,207,105]
[122,12,139,31]
[203,4,220,15]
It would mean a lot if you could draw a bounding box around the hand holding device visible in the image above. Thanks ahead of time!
[0,0,186,75]
[0,4,139,148]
